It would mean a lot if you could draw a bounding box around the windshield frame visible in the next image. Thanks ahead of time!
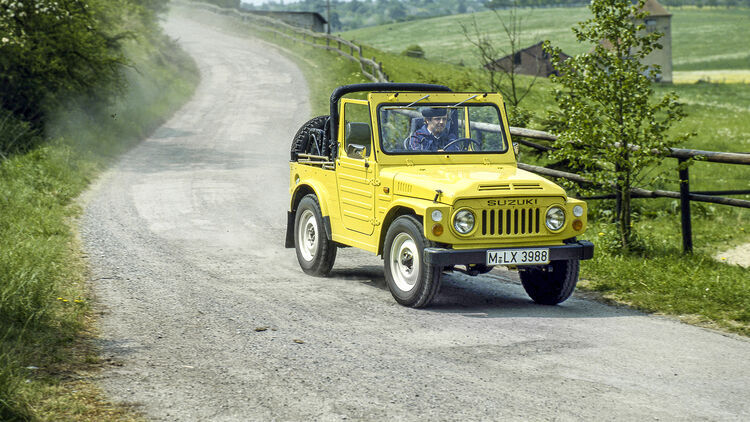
[376,102,509,156]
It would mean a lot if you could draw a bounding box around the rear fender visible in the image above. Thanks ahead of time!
[285,182,333,248]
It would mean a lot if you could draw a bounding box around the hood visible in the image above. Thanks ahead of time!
[381,165,566,204]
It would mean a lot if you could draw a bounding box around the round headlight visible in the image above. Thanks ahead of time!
[431,210,443,222]
[546,206,566,231]
[453,209,475,234]
[573,205,584,217]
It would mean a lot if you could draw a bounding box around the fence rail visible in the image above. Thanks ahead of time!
[511,127,750,253]
[183,1,390,83]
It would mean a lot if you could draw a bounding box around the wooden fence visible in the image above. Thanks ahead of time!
[509,128,750,253]
[182,1,390,83]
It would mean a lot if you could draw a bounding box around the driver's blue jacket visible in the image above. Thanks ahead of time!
[408,125,458,151]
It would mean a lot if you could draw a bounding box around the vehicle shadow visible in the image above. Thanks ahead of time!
[428,271,637,319]
[331,265,638,320]
[329,265,388,290]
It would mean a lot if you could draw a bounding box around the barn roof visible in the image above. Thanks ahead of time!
[639,0,671,17]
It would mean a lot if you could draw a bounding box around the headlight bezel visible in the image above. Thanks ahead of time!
[545,206,566,232]
[452,208,476,235]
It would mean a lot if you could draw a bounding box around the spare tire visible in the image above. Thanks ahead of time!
[291,116,330,161]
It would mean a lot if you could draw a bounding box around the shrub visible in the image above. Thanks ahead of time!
[402,44,425,58]
[0,0,127,126]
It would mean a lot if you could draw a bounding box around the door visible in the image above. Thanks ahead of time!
[336,100,376,235]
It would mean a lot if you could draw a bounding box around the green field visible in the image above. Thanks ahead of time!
[341,6,750,75]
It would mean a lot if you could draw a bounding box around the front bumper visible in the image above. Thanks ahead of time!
[423,240,594,266]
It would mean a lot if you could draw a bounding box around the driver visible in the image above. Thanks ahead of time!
[408,107,458,151]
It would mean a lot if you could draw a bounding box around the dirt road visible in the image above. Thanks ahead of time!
[81,13,750,421]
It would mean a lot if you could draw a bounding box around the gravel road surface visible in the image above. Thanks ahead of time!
[81,12,750,421]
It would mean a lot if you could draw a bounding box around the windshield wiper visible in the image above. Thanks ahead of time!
[399,94,430,109]
[451,94,479,108]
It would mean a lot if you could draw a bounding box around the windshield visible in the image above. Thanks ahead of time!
[378,103,508,154]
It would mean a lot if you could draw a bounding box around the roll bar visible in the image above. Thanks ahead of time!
[329,83,452,143]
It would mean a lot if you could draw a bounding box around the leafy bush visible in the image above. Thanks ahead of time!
[0,0,130,126]
[402,44,425,58]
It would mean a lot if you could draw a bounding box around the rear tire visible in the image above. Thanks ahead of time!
[294,195,336,276]
[519,259,579,305]
[383,215,441,308]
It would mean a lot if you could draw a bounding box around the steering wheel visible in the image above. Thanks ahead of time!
[442,137,481,152]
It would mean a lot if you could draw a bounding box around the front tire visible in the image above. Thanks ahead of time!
[519,259,579,305]
[294,195,336,276]
[383,215,442,308]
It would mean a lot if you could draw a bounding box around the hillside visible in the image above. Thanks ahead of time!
[341,6,750,80]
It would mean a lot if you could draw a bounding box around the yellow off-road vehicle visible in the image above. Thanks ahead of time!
[285,83,593,307]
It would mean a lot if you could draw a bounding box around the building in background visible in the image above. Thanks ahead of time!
[239,7,328,33]
[484,42,570,78]
[635,0,672,83]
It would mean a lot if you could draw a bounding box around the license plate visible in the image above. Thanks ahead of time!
[487,248,550,265]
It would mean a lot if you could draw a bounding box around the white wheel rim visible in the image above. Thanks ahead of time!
[298,209,318,261]
[389,232,419,293]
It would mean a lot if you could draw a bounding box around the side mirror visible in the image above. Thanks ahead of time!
[346,143,367,159]
[513,142,520,157]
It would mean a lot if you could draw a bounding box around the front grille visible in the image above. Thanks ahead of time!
[480,208,541,236]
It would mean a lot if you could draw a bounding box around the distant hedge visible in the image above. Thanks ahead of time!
[199,0,241,9]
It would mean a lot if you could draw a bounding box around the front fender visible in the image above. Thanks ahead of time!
[376,197,435,255]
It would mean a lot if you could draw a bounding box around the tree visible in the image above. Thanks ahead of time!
[0,0,127,126]
[458,0,468,13]
[461,1,538,125]
[329,11,342,31]
[388,2,407,21]
[544,0,689,250]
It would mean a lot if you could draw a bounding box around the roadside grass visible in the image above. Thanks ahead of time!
[0,32,198,420]
[183,5,749,334]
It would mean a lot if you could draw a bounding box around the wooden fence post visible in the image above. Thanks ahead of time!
[679,158,693,253]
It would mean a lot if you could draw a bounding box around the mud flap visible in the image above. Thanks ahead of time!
[285,211,333,248]
[285,211,295,248]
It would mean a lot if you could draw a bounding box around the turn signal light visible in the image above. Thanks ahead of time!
[432,223,444,236]
[572,219,583,231]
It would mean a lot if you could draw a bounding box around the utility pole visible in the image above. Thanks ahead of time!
[327,0,331,34]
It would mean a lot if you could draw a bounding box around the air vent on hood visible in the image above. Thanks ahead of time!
[395,181,413,194]
[478,183,511,191]
[512,183,543,190]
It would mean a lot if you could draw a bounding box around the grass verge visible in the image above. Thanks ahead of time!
[176,5,749,335]
[0,28,198,421]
